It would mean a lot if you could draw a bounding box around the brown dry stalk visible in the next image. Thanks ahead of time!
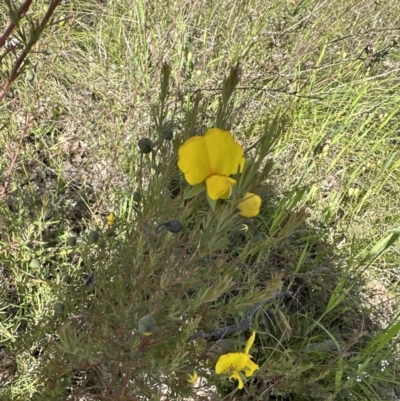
[0,0,34,49]
[0,0,63,101]
[0,0,63,200]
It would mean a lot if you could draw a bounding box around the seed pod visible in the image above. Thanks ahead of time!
[133,191,142,203]
[26,69,35,84]
[67,236,77,246]
[161,126,173,140]
[88,230,100,244]
[54,302,66,315]
[138,137,154,154]
[138,315,157,335]
[162,220,183,234]
[30,258,41,269]
[107,212,116,226]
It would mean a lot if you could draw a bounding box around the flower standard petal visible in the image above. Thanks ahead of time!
[244,330,256,354]
[178,136,212,185]
[204,129,245,176]
[205,176,236,200]
[238,193,262,218]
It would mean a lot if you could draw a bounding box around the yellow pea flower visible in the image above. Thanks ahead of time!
[178,129,262,217]
[215,331,259,390]
[187,370,198,384]
[237,193,262,218]
[178,128,245,200]
[107,212,116,226]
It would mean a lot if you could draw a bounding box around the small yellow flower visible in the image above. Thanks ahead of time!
[237,193,262,218]
[187,370,198,384]
[215,331,259,389]
[107,212,116,226]
[178,128,245,200]
[178,129,262,217]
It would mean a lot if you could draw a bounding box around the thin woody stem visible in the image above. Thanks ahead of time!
[188,291,292,341]
[0,0,34,49]
[0,0,63,101]
[0,0,63,199]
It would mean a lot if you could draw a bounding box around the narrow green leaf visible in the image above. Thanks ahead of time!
[184,182,206,199]
[365,318,400,354]
[206,193,217,211]
[369,226,400,257]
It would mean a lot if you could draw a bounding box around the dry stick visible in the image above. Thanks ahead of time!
[0,0,63,200]
[188,291,292,341]
[0,0,63,101]
[0,0,34,49]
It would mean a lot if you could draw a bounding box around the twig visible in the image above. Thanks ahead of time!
[188,291,292,341]
[245,138,261,154]
[314,331,367,377]
[0,0,34,49]
[192,85,323,100]
[0,0,63,101]
[0,0,63,199]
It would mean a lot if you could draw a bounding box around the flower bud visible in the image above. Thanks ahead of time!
[138,314,157,335]
[54,302,66,315]
[161,126,173,140]
[133,190,142,203]
[187,371,198,384]
[231,224,248,234]
[30,258,41,269]
[138,137,154,154]
[157,220,183,234]
[67,236,77,246]
[88,230,100,244]
[107,212,116,226]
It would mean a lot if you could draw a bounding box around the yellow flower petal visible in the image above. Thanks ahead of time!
[107,212,116,226]
[238,193,262,218]
[216,333,259,389]
[187,371,198,384]
[205,175,236,200]
[203,128,245,176]
[244,330,256,354]
[243,358,259,377]
[230,370,244,389]
[178,136,213,185]
[215,353,248,374]
[177,129,245,186]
